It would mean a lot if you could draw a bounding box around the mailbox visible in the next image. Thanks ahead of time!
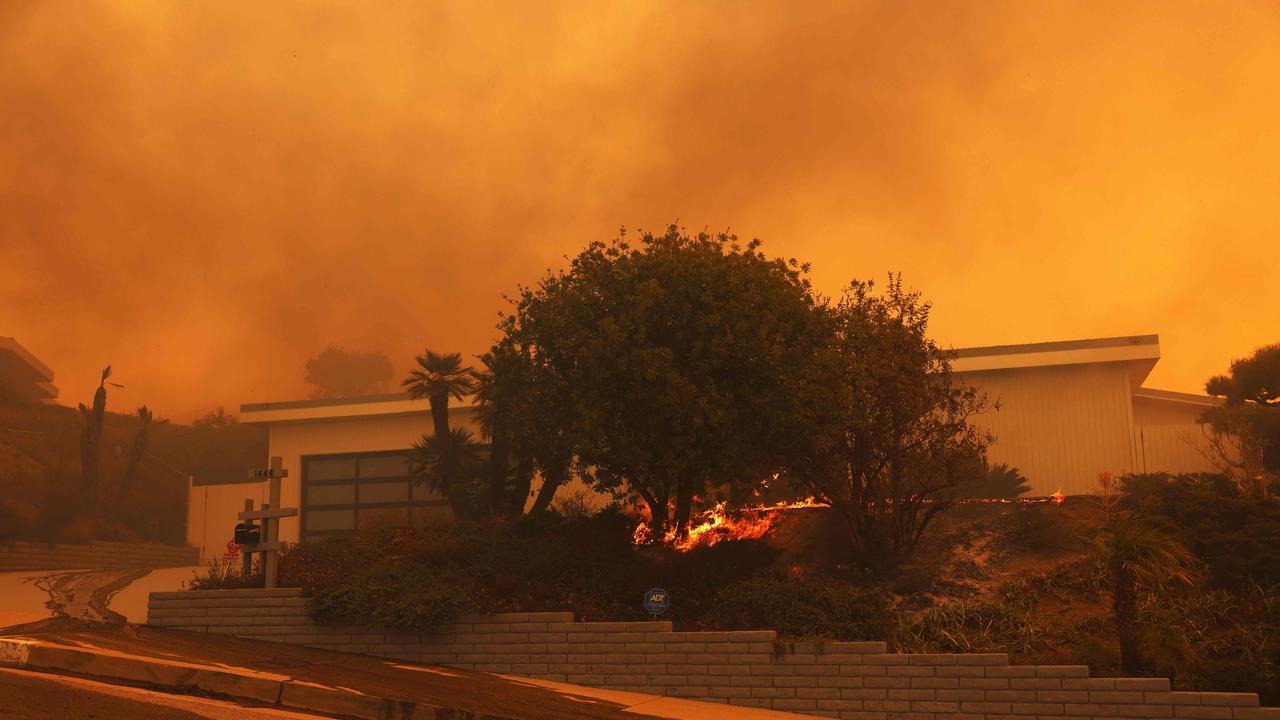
[234,521,260,546]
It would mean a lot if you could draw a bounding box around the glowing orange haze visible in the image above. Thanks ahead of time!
[2,1,1278,422]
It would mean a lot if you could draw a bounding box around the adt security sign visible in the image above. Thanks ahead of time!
[643,588,670,618]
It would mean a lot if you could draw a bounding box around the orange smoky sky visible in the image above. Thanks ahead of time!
[2,1,1278,422]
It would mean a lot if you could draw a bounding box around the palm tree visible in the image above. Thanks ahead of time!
[1090,515,1199,674]
[402,350,474,440]
[403,350,477,519]
[115,405,154,511]
[473,347,520,517]
[410,426,484,518]
[78,365,112,508]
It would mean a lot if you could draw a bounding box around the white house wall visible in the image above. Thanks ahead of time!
[189,406,604,559]
[958,362,1138,496]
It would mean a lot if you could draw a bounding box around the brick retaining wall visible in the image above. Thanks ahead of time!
[1,540,199,571]
[148,588,1279,720]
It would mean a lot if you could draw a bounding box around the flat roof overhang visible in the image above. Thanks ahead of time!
[951,334,1160,388]
[1133,387,1223,408]
[0,337,59,403]
[240,392,476,425]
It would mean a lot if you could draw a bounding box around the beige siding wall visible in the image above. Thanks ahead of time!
[959,363,1137,496]
[1134,424,1219,475]
[1133,397,1210,426]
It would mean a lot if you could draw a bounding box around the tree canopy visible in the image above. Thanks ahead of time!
[304,346,395,399]
[788,277,993,572]
[501,225,832,540]
[1203,342,1280,480]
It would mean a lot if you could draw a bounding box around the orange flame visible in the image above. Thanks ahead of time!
[632,496,828,551]
[631,490,1068,552]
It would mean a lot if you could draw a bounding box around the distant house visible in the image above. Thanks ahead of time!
[953,335,1219,496]
[185,333,1221,559]
[0,337,59,405]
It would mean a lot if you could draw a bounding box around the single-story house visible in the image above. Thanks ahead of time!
[184,333,1221,560]
[955,334,1219,495]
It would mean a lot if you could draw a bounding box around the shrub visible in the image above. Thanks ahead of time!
[959,463,1032,499]
[185,556,262,591]
[311,564,465,632]
[1073,638,1121,676]
[895,583,1039,655]
[1001,504,1077,554]
[1121,472,1280,589]
[708,574,892,641]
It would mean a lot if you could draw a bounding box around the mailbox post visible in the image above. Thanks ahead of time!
[237,456,297,589]
[240,499,254,577]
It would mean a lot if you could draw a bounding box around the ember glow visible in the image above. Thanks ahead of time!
[634,492,1068,551]
[632,497,829,551]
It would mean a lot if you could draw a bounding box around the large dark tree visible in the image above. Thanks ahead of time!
[304,346,395,399]
[475,339,577,517]
[790,277,992,573]
[1202,342,1280,487]
[502,225,832,541]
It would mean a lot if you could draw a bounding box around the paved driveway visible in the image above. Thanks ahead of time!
[0,566,202,628]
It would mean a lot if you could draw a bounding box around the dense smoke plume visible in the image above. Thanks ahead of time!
[2,1,1277,420]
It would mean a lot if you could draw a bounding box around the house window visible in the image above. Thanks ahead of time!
[300,450,449,541]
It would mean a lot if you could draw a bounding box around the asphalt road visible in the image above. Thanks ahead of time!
[3,618,658,720]
[0,666,330,719]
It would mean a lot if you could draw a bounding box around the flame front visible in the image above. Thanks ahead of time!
[633,497,828,551]
[632,491,1067,552]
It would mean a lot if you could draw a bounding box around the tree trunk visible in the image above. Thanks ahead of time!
[428,394,450,440]
[116,412,151,512]
[487,414,510,518]
[649,494,668,539]
[428,393,467,517]
[1114,569,1145,675]
[509,456,535,516]
[80,382,108,513]
[674,474,696,542]
[529,460,566,514]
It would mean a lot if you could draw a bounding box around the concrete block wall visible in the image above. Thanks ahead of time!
[1,540,199,571]
[148,589,1279,720]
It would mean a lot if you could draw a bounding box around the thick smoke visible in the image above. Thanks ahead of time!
[2,0,1277,419]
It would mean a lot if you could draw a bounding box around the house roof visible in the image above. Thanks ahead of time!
[1133,387,1223,407]
[241,333,1171,425]
[0,337,59,404]
[951,334,1160,387]
[240,391,476,425]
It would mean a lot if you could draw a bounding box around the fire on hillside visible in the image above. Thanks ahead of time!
[632,490,1066,552]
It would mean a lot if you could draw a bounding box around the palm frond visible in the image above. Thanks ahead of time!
[402,349,475,400]
[1091,516,1200,590]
